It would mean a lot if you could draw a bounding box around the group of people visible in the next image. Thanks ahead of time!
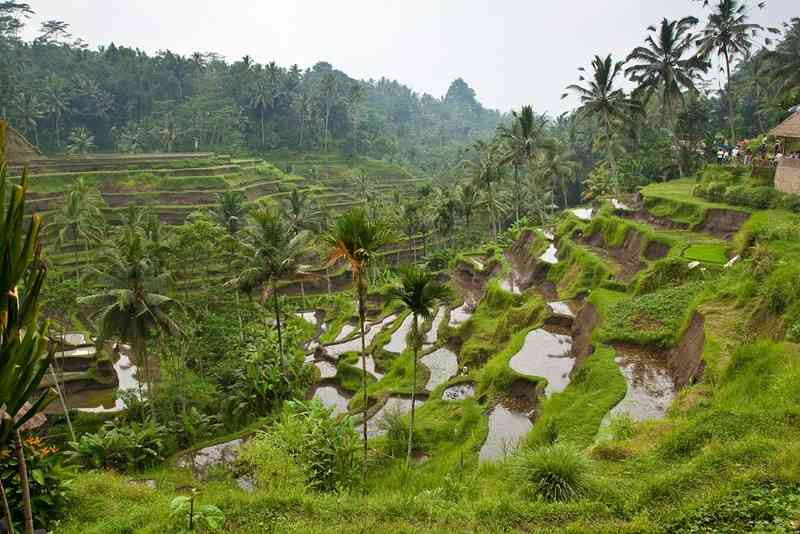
[716,139,800,166]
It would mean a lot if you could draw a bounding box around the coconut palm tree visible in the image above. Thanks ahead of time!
[563,54,632,178]
[0,121,53,534]
[387,267,449,466]
[51,177,105,286]
[455,182,482,240]
[694,0,763,143]
[538,140,578,209]
[235,206,313,364]
[500,105,546,222]
[284,187,322,232]
[765,17,800,103]
[324,208,394,483]
[212,190,247,236]
[464,150,505,239]
[66,127,95,155]
[250,75,278,147]
[79,231,180,401]
[625,17,708,124]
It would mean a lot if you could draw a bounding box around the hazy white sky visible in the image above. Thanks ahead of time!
[22,0,797,115]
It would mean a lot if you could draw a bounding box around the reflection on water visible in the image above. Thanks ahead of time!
[420,348,458,391]
[315,361,337,379]
[509,329,574,396]
[326,315,398,358]
[547,301,575,318]
[479,404,532,463]
[384,314,414,354]
[442,383,475,401]
[298,311,318,326]
[601,346,675,428]
[335,324,356,342]
[425,306,446,344]
[357,354,384,379]
[58,351,143,413]
[539,244,559,265]
[571,207,593,221]
[313,386,350,416]
[449,302,473,327]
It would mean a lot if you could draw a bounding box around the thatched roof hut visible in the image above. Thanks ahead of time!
[769,111,800,139]
[1,122,41,164]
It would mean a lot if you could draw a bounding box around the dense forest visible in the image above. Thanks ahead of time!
[0,4,503,174]
[2,0,800,533]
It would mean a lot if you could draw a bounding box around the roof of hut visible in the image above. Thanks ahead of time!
[769,111,800,139]
[1,122,42,164]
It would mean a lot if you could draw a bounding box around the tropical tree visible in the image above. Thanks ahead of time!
[764,17,800,104]
[625,17,707,123]
[284,187,321,232]
[694,0,763,143]
[66,127,95,155]
[51,177,105,286]
[537,140,578,208]
[464,150,505,239]
[387,267,449,466]
[250,76,278,147]
[324,208,394,483]
[14,90,44,146]
[455,182,482,239]
[563,54,632,178]
[79,231,180,401]
[500,105,546,221]
[0,121,52,534]
[236,206,313,364]
[211,190,247,236]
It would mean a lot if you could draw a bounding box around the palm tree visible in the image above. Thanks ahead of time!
[455,182,482,239]
[51,177,105,286]
[500,105,546,221]
[236,206,313,364]
[694,0,763,143]
[538,140,578,209]
[319,73,338,152]
[0,121,53,534]
[324,208,394,483]
[387,267,449,466]
[79,231,180,401]
[250,76,277,147]
[66,127,95,155]
[765,17,800,103]
[464,150,505,239]
[625,17,708,124]
[14,91,44,147]
[563,54,632,178]
[42,78,69,149]
[284,187,321,232]
[212,191,247,235]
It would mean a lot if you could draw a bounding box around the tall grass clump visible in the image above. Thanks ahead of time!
[512,443,591,501]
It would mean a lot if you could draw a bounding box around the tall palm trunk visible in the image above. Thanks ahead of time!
[357,277,368,485]
[406,314,419,467]
[0,480,13,534]
[272,279,284,366]
[73,228,80,288]
[16,431,34,534]
[724,50,735,144]
[260,107,266,147]
[513,163,520,222]
[561,175,568,208]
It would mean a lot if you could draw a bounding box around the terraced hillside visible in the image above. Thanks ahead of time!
[58,174,800,532]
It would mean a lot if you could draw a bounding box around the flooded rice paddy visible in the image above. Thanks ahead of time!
[420,348,459,391]
[509,329,574,396]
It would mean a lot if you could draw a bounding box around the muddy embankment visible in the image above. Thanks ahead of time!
[452,256,502,303]
[505,229,551,291]
[583,228,669,283]
[622,194,749,240]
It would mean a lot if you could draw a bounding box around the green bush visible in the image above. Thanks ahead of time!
[512,443,591,501]
[68,420,169,472]
[242,399,360,492]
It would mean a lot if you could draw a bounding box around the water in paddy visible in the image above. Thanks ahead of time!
[384,314,414,353]
[540,228,555,241]
[313,385,350,416]
[325,314,398,358]
[335,324,356,342]
[479,403,533,463]
[298,311,318,326]
[449,302,473,327]
[58,346,97,357]
[66,353,142,413]
[425,306,446,344]
[442,383,475,401]
[500,271,522,294]
[357,354,384,379]
[420,348,459,391]
[539,243,559,265]
[548,301,575,318]
[571,207,593,221]
[360,396,425,438]
[315,360,337,379]
[601,345,675,426]
[611,198,633,211]
[509,329,574,396]
[57,333,90,346]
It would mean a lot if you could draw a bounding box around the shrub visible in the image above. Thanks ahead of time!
[608,414,636,440]
[242,399,360,492]
[68,420,169,472]
[0,436,74,528]
[380,407,411,458]
[512,443,591,501]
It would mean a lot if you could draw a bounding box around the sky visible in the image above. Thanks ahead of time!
[21,0,797,115]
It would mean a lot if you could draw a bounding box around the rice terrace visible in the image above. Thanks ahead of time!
[1,0,800,532]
